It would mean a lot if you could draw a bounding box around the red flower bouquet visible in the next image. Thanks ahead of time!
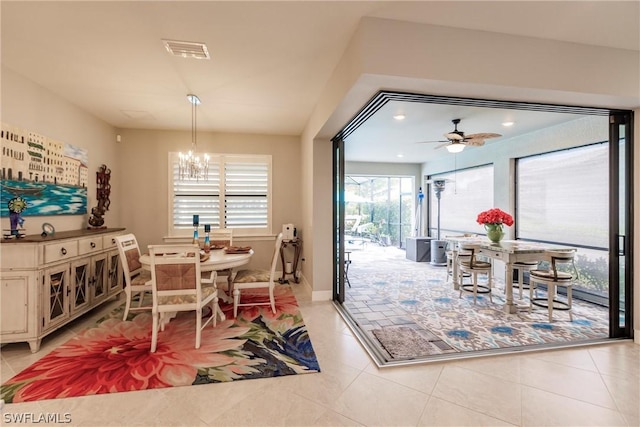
[477,208,513,243]
[476,208,514,227]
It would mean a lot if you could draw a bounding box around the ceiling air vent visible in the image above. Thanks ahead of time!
[162,39,210,60]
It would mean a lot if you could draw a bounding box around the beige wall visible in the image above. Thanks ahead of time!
[114,129,302,270]
[0,66,121,233]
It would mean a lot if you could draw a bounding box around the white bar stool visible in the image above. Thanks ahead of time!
[528,249,577,322]
[458,243,493,304]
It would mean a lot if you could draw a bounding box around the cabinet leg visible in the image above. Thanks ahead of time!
[28,339,41,353]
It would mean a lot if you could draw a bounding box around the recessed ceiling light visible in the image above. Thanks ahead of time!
[393,114,406,121]
[397,154,404,158]
[502,121,515,127]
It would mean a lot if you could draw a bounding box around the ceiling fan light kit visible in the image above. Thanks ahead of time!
[418,118,502,153]
[446,143,465,153]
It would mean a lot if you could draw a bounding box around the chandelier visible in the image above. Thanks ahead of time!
[179,94,209,180]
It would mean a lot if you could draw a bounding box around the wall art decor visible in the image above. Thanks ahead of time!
[88,164,111,228]
[0,123,88,217]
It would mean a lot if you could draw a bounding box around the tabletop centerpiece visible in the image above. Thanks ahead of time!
[476,208,514,243]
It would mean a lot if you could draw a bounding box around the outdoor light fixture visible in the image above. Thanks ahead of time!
[426,179,449,266]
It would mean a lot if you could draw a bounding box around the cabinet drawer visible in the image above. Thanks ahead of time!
[44,241,78,264]
[79,237,103,253]
[102,234,118,250]
[478,249,509,262]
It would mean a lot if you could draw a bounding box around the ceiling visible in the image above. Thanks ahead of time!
[2,1,639,162]
[342,100,592,162]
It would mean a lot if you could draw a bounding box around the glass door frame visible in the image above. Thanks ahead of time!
[609,111,634,338]
[333,137,347,303]
[331,90,634,341]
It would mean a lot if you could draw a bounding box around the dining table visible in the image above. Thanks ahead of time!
[444,237,576,314]
[139,248,254,303]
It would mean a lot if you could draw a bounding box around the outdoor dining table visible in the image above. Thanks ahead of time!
[139,248,253,303]
[444,237,576,314]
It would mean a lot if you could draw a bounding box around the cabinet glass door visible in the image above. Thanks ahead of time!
[92,254,108,302]
[71,260,90,313]
[43,265,69,330]
[107,250,122,294]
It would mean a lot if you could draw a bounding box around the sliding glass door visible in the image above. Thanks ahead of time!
[609,111,634,338]
[333,137,347,304]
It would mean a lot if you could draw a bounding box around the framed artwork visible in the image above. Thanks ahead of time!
[1,124,88,217]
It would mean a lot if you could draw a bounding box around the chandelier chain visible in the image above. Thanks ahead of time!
[179,94,208,180]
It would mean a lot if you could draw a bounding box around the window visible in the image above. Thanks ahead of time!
[344,175,414,246]
[169,153,272,236]
[516,143,608,247]
[428,165,494,236]
[516,143,609,300]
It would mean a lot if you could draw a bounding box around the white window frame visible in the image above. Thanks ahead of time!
[168,153,272,237]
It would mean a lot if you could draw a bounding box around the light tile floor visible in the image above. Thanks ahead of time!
[1,285,638,426]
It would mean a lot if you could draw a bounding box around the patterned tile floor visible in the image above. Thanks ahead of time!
[344,243,610,361]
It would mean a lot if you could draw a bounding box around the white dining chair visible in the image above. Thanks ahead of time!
[231,233,283,318]
[148,244,222,352]
[210,229,235,289]
[115,234,153,320]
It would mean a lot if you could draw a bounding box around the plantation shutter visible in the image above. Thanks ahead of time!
[224,161,269,228]
[170,153,271,235]
[172,161,221,230]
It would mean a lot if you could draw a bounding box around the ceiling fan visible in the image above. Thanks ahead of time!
[418,118,502,153]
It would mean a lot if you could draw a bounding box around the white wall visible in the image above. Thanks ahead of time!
[1,66,121,233]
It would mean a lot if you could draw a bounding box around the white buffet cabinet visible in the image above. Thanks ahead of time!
[0,228,125,352]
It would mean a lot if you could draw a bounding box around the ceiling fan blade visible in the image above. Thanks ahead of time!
[415,139,449,144]
[464,132,501,140]
[434,142,451,150]
[444,132,464,141]
[463,139,485,147]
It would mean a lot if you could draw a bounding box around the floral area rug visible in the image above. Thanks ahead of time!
[1,285,320,403]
